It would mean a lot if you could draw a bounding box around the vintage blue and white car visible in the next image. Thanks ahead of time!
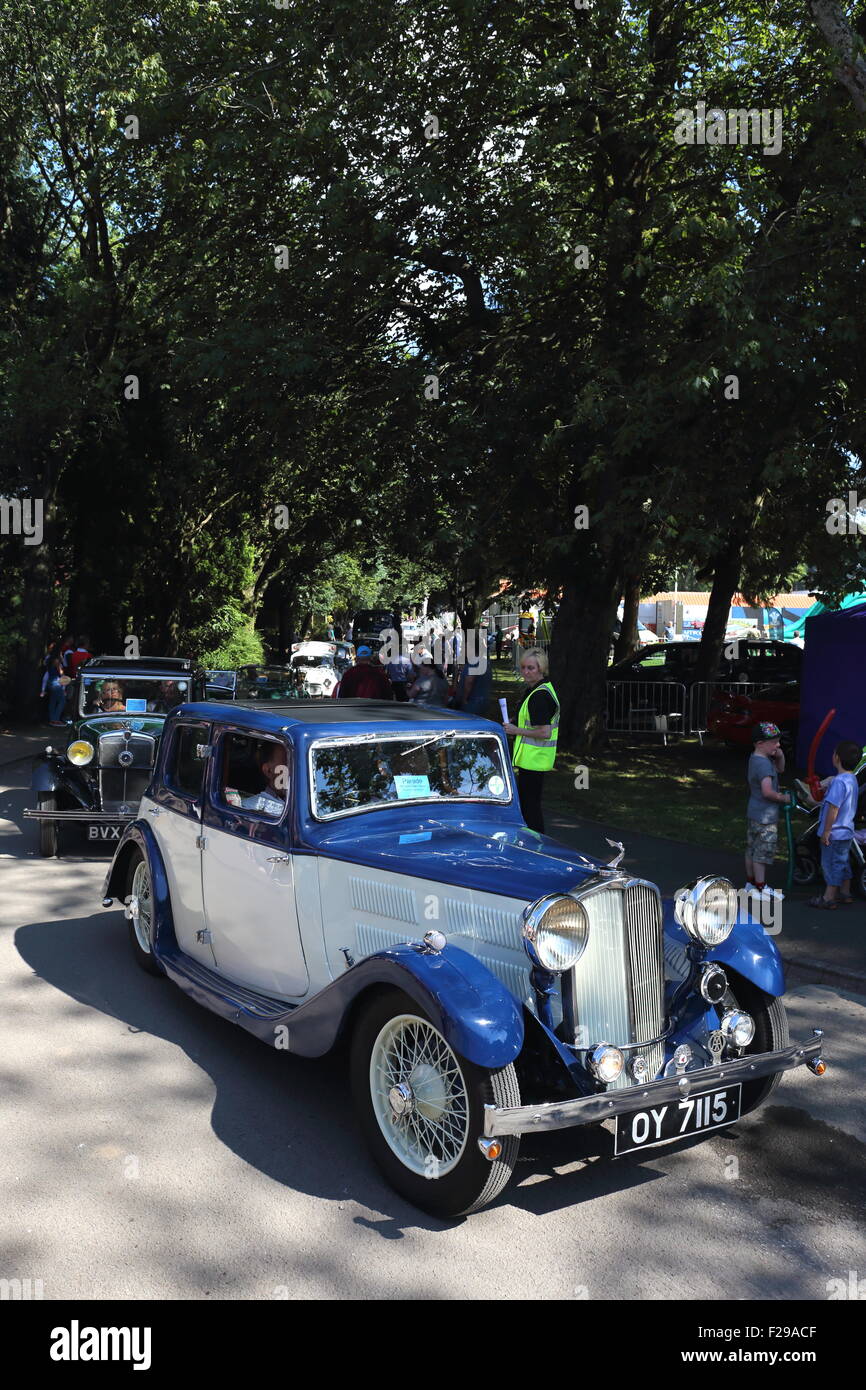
[101,698,825,1217]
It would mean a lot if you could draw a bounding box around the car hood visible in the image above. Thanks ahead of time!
[309,818,606,903]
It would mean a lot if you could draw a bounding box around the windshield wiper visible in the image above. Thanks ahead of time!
[396,730,460,758]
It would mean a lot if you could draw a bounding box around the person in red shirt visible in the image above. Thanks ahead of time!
[66,634,93,677]
[336,646,393,700]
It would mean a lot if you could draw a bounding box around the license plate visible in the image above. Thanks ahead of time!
[614,1083,742,1155]
[87,824,122,841]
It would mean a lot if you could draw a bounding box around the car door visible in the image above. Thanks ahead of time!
[148,719,216,967]
[199,729,309,999]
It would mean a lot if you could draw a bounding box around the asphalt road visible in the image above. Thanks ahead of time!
[2,729,865,1300]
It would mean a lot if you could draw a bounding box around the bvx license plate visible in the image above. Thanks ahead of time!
[614,1083,742,1155]
[87,824,122,841]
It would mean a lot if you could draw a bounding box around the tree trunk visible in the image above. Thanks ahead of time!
[613,573,642,664]
[809,0,866,114]
[9,506,57,719]
[276,596,290,663]
[695,541,744,681]
[551,559,623,753]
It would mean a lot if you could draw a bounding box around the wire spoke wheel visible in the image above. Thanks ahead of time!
[129,860,154,954]
[353,988,521,1216]
[370,1015,470,1177]
[125,849,163,976]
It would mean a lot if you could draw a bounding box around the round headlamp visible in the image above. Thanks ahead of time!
[523,893,589,973]
[720,1009,755,1049]
[674,876,737,947]
[67,740,95,767]
[587,1044,624,1084]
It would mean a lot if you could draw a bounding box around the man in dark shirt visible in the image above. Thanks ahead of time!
[337,646,394,700]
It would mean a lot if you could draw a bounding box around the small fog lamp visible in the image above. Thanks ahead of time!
[720,1010,755,1049]
[587,1043,624,1084]
[67,740,94,766]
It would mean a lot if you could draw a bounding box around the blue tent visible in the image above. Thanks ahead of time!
[796,604,866,773]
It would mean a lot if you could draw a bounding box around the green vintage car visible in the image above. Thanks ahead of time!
[25,656,205,856]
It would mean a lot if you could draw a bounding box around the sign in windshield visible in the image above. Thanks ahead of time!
[310,733,510,819]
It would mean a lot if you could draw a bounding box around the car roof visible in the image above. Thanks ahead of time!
[79,656,195,676]
[174,698,495,737]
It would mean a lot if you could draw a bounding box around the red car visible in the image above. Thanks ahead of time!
[706,681,799,748]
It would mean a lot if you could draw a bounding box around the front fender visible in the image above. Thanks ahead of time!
[31,757,91,804]
[708,915,785,997]
[102,821,176,955]
[286,941,524,1070]
[663,900,785,998]
[32,757,61,793]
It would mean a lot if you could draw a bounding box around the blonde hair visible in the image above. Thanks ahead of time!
[519,647,549,677]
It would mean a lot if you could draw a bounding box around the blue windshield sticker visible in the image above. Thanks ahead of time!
[125,699,147,713]
[399,831,432,843]
[394,774,431,800]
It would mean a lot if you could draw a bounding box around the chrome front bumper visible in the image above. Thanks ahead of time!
[23,810,134,822]
[483,1030,825,1138]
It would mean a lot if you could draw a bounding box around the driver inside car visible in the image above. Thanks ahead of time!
[230,742,288,818]
[95,680,126,712]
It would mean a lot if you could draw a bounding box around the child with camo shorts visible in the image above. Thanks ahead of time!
[745,722,791,902]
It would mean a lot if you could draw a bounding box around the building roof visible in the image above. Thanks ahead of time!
[644,592,815,606]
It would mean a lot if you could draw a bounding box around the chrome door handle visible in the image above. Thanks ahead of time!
[267,855,290,864]
[147,808,160,816]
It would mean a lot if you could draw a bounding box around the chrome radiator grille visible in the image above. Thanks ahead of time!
[97,732,156,814]
[97,732,155,769]
[623,881,665,1085]
[569,881,665,1088]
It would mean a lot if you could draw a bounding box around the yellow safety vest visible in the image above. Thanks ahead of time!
[513,681,560,771]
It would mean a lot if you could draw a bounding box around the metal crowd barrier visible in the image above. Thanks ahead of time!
[604,681,688,745]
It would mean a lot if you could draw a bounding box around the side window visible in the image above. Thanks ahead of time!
[217,733,289,821]
[638,649,667,669]
[166,723,211,801]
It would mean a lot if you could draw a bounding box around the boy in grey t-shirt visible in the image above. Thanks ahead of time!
[745,722,791,901]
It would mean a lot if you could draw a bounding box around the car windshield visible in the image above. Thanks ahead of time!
[310,733,510,819]
[237,668,299,699]
[80,675,190,715]
[293,655,334,669]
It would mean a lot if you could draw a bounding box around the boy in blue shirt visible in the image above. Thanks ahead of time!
[809,739,862,909]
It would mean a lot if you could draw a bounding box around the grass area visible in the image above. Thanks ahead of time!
[545,739,757,856]
[487,661,796,858]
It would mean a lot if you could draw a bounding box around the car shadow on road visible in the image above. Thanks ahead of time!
[13,907,822,1235]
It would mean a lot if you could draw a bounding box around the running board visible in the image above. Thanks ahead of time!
[159,947,297,1020]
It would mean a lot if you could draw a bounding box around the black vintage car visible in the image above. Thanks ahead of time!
[25,656,205,856]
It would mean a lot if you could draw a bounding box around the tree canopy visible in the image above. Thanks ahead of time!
[1,0,864,738]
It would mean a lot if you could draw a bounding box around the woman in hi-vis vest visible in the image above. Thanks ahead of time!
[503,647,560,833]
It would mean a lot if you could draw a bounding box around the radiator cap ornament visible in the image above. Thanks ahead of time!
[604,838,626,870]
